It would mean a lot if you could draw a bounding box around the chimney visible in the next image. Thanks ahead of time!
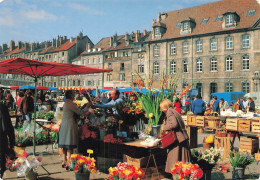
[157,12,161,22]
[143,29,147,36]
[0,46,2,54]
[56,36,60,47]
[109,37,113,47]
[125,33,129,41]
[18,41,23,49]
[64,36,67,42]
[31,43,35,51]
[135,30,140,42]
[60,36,63,45]
[25,43,29,51]
[45,42,48,49]
[10,40,15,51]
[70,37,73,43]
[2,43,8,51]
[52,38,56,47]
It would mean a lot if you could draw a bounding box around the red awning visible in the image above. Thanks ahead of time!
[10,86,20,90]
[0,58,113,78]
[37,86,49,90]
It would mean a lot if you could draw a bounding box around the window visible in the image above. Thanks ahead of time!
[225,82,233,92]
[247,9,256,17]
[53,82,57,87]
[93,58,96,64]
[242,35,250,48]
[226,56,233,71]
[99,57,102,63]
[98,79,102,86]
[183,22,189,31]
[138,65,144,73]
[226,37,233,49]
[54,54,57,59]
[170,43,177,55]
[153,45,160,57]
[210,38,217,51]
[87,59,90,64]
[119,73,125,81]
[210,83,217,94]
[123,51,129,57]
[88,81,92,86]
[61,52,64,57]
[108,63,112,69]
[210,57,217,71]
[196,83,202,96]
[73,80,75,86]
[183,59,188,73]
[242,82,250,93]
[215,15,223,22]
[93,80,96,86]
[196,40,203,52]
[242,55,249,70]
[153,62,159,74]
[175,23,181,28]
[201,17,209,24]
[226,14,233,26]
[78,80,81,86]
[183,42,189,54]
[170,60,176,74]
[154,27,160,38]
[107,74,112,81]
[120,63,124,71]
[196,58,202,72]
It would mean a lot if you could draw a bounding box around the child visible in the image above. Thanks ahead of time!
[204,103,213,116]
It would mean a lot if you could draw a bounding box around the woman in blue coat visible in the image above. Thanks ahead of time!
[192,95,205,115]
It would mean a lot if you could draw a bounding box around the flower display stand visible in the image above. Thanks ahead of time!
[75,172,90,180]
[231,167,245,179]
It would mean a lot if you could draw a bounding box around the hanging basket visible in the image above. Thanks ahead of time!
[75,172,90,180]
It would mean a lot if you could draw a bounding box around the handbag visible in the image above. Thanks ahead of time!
[161,130,177,149]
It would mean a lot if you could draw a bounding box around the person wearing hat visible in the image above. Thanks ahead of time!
[191,95,205,115]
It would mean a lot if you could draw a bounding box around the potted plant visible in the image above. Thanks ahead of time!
[191,148,222,180]
[171,161,203,180]
[229,151,256,179]
[108,162,145,180]
[68,154,97,180]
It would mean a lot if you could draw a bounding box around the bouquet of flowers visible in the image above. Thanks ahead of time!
[15,130,32,147]
[68,154,97,173]
[171,161,203,180]
[6,151,28,172]
[108,162,145,180]
[191,148,222,170]
[100,116,117,131]
[229,151,257,168]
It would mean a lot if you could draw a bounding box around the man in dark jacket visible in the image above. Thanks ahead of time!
[20,91,34,123]
[0,102,15,178]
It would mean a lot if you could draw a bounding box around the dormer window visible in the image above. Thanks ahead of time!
[183,22,189,31]
[226,14,233,26]
[154,27,160,39]
[223,12,239,29]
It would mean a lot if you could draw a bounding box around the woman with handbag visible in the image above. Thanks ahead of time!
[160,99,191,177]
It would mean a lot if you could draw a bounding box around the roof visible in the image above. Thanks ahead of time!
[52,38,76,52]
[6,47,25,56]
[147,0,260,41]
[39,45,53,54]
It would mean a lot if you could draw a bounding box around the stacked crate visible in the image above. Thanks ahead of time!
[187,115,196,126]
[226,118,238,131]
[181,115,188,126]
[204,116,220,129]
[251,121,260,133]
[239,137,259,154]
[238,119,251,132]
[196,116,205,127]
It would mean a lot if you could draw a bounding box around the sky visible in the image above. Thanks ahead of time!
[0,0,223,45]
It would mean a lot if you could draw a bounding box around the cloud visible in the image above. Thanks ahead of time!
[68,3,104,15]
[0,0,4,3]
[21,10,58,21]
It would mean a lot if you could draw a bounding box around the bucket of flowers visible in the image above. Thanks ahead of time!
[108,162,145,180]
[191,148,222,180]
[171,161,203,180]
[68,154,97,180]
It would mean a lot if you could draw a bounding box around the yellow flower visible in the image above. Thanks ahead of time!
[119,120,123,124]
[149,113,153,118]
[71,154,78,159]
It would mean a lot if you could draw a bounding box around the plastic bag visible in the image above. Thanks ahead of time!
[17,156,42,177]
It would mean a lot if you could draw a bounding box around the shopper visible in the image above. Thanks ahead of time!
[160,99,190,177]
[212,96,220,113]
[0,102,15,179]
[5,90,14,109]
[192,95,205,115]
[58,90,89,169]
[174,97,182,114]
[15,91,24,128]
[185,96,191,114]
[247,97,255,112]
[19,90,34,123]
[233,99,241,112]
[219,98,229,112]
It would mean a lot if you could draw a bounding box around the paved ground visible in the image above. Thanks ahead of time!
[3,121,260,180]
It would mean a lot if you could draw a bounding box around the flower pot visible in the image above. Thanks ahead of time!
[99,129,106,140]
[232,167,245,179]
[25,168,37,180]
[75,172,90,180]
[200,168,211,180]
[151,125,161,138]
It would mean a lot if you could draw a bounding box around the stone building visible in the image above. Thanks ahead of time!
[145,0,260,100]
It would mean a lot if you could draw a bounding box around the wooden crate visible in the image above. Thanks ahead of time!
[239,137,259,154]
[187,115,196,126]
[252,122,260,133]
[251,117,260,121]
[214,136,230,158]
[255,153,260,161]
[238,119,251,132]
[125,155,149,168]
[204,117,220,129]
[226,118,238,131]
[181,115,187,126]
[239,148,255,155]
[196,116,205,127]
[215,128,227,137]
